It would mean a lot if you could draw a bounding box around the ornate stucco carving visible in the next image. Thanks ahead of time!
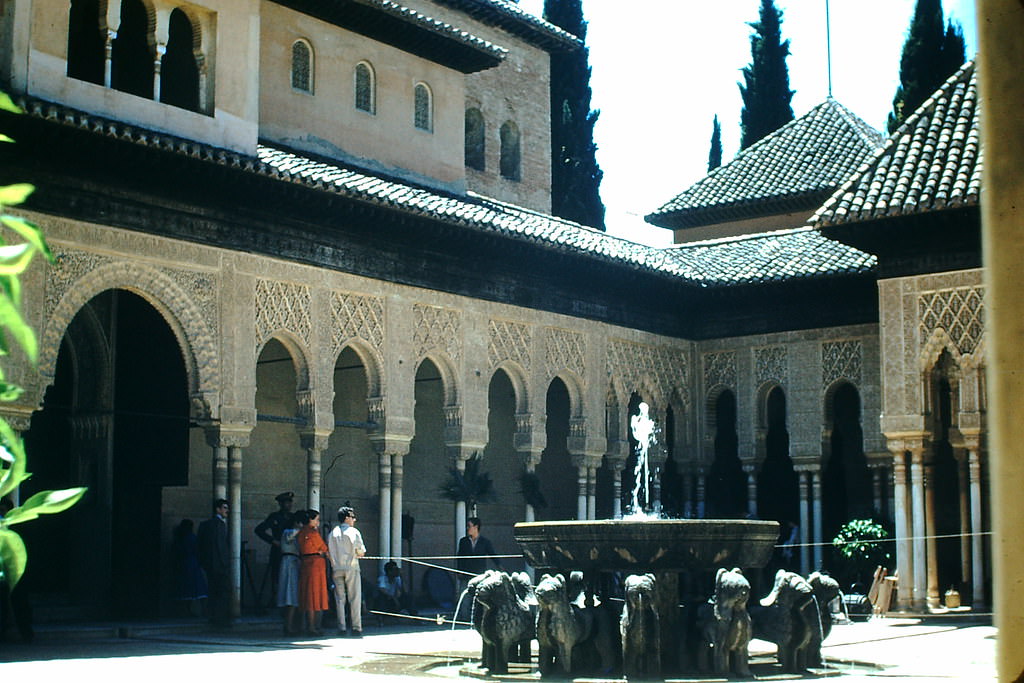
[254,278,312,349]
[607,338,689,408]
[703,350,736,390]
[413,303,461,362]
[755,346,788,387]
[330,290,384,356]
[488,319,531,370]
[546,327,585,380]
[918,285,985,358]
[822,340,862,389]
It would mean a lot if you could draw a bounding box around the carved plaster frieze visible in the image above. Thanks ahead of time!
[607,338,689,408]
[918,285,985,362]
[413,303,461,362]
[330,290,384,356]
[822,340,863,389]
[546,327,586,381]
[703,350,736,390]
[488,319,531,371]
[755,346,788,387]
[254,278,312,349]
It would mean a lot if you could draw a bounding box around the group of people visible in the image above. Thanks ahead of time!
[256,493,367,636]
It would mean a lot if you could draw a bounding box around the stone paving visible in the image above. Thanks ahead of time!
[0,613,997,681]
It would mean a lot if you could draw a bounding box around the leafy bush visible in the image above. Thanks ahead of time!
[831,518,891,589]
[0,92,86,589]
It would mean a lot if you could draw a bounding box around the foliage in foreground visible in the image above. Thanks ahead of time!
[0,92,86,589]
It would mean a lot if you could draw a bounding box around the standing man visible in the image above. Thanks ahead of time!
[254,491,295,596]
[456,517,501,578]
[328,506,365,637]
[198,498,232,628]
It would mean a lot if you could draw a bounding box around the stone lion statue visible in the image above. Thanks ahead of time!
[750,569,817,673]
[620,573,660,678]
[806,571,842,667]
[535,573,593,676]
[697,567,752,677]
[472,571,534,674]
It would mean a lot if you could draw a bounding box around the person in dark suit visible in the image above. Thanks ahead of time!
[198,498,232,628]
[254,491,295,594]
[456,517,501,577]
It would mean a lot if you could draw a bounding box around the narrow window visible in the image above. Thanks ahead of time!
[292,40,312,93]
[500,120,521,181]
[160,9,200,112]
[110,0,154,99]
[355,62,375,113]
[414,82,432,132]
[67,0,105,85]
[465,107,485,171]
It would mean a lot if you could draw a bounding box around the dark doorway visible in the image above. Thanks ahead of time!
[67,0,105,85]
[536,378,573,521]
[933,374,964,595]
[823,383,872,541]
[708,390,745,518]
[110,0,154,99]
[160,8,200,112]
[22,290,189,619]
[756,387,798,526]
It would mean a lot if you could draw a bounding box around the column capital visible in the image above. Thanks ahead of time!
[299,429,332,452]
[204,423,252,449]
[369,433,412,457]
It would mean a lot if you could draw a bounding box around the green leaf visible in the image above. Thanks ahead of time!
[0,184,34,207]
[0,380,24,402]
[0,134,14,144]
[0,421,29,499]
[0,243,36,275]
[0,291,36,364]
[5,487,87,525]
[0,92,21,115]
[0,215,54,263]
[0,527,27,588]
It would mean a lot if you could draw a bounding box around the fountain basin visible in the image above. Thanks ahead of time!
[514,519,779,573]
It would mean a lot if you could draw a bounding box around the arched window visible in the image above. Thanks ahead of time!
[291,39,313,93]
[414,82,432,132]
[500,120,521,181]
[160,9,200,112]
[354,61,375,113]
[67,0,105,85]
[465,108,485,171]
[110,0,154,99]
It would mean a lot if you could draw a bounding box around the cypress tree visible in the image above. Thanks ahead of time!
[708,115,723,172]
[738,0,794,150]
[544,0,605,231]
[887,0,967,133]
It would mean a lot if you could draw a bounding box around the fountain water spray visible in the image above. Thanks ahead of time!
[628,402,656,517]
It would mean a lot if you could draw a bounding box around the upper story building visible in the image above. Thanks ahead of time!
[0,0,574,210]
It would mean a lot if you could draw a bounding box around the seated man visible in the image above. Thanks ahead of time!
[374,561,415,618]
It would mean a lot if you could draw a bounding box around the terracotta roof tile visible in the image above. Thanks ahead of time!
[813,61,979,226]
[647,99,884,229]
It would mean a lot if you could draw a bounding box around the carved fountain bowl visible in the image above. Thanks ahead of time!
[514,519,780,573]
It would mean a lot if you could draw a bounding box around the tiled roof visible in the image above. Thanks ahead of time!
[11,95,873,288]
[356,0,510,59]
[812,61,980,227]
[660,227,876,286]
[432,0,581,50]
[647,99,885,230]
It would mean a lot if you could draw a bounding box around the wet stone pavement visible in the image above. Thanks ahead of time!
[0,613,997,681]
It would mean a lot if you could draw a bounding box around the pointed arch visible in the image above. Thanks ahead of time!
[491,361,529,414]
[110,0,155,99]
[40,261,219,420]
[417,351,459,407]
[257,329,312,394]
[334,338,383,400]
[160,7,200,112]
[67,0,105,85]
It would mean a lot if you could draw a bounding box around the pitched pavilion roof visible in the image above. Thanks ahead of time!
[431,0,582,50]
[646,99,885,230]
[812,61,980,227]
[10,95,875,288]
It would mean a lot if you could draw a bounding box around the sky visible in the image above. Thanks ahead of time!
[516,0,978,247]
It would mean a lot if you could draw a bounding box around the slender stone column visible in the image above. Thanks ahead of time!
[744,463,758,518]
[378,452,392,563]
[812,469,823,571]
[799,469,811,576]
[576,462,588,520]
[957,452,971,590]
[587,467,597,520]
[924,458,939,609]
[609,459,625,519]
[695,469,706,519]
[910,447,928,610]
[454,457,467,546]
[891,447,913,611]
[301,432,329,512]
[153,43,166,102]
[872,466,884,516]
[391,454,404,565]
[228,445,243,616]
[104,30,115,88]
[969,448,985,608]
[212,445,228,501]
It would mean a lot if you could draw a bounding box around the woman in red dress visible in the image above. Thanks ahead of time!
[297,509,330,635]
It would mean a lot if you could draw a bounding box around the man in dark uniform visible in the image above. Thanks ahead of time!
[254,491,295,593]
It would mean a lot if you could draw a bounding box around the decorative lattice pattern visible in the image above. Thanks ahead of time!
[607,339,690,408]
[331,291,384,355]
[488,319,531,370]
[545,327,586,380]
[919,286,985,356]
[703,351,736,390]
[755,346,788,386]
[822,340,862,388]
[413,303,461,361]
[255,279,311,347]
